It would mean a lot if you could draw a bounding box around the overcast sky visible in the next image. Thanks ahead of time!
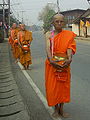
[1,0,89,25]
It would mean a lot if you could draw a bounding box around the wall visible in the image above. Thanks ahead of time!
[72,24,90,37]
[72,24,79,36]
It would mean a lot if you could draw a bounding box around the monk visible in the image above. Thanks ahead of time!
[18,24,33,70]
[8,23,18,48]
[17,23,21,31]
[8,23,19,62]
[45,14,76,118]
[13,23,22,62]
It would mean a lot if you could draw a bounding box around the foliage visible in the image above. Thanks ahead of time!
[38,4,55,33]
[10,16,18,26]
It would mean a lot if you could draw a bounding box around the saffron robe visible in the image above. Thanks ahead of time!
[45,30,76,106]
[8,28,18,47]
[18,30,33,66]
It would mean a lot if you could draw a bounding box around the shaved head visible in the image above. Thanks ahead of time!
[53,14,64,21]
[12,23,17,25]
[52,14,65,31]
[20,24,26,31]
[12,23,17,29]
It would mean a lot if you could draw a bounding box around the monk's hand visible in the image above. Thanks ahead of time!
[51,62,63,69]
[62,58,72,68]
[49,59,63,69]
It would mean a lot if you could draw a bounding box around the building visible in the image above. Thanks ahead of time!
[0,9,8,23]
[61,9,86,30]
[0,9,9,42]
[72,9,90,37]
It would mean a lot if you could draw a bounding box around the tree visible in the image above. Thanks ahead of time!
[10,15,18,26]
[38,4,55,33]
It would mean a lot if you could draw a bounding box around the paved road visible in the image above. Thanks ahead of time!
[11,31,90,120]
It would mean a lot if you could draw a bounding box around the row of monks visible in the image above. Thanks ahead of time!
[8,13,76,118]
[8,23,33,70]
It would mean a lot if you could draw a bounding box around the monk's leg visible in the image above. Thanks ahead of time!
[22,63,27,70]
[52,104,59,117]
[27,61,31,70]
[59,103,70,118]
[15,58,19,63]
[26,61,32,70]
[24,61,30,70]
[15,59,18,63]
[25,61,28,70]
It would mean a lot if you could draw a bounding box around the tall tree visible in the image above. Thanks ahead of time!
[38,4,55,33]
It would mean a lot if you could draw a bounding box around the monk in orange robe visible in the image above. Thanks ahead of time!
[45,14,76,118]
[8,23,18,47]
[8,23,20,62]
[18,24,33,69]
[13,24,22,62]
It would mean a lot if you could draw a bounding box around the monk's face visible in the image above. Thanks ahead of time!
[18,24,21,29]
[12,23,17,29]
[20,24,25,31]
[53,14,64,31]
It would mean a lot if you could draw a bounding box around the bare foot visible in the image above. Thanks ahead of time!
[60,112,71,118]
[15,60,18,63]
[59,103,71,118]
[22,68,26,70]
[52,105,60,118]
[22,66,27,70]
[52,110,59,118]
[26,68,32,70]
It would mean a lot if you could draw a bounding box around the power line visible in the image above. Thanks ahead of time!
[57,0,60,13]
[10,0,26,23]
[8,0,10,27]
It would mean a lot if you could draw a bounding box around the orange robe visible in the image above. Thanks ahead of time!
[8,28,18,47]
[11,29,19,59]
[45,30,76,106]
[13,29,20,59]
[13,40,20,59]
[18,30,33,66]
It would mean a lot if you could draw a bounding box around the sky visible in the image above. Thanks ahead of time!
[0,0,89,25]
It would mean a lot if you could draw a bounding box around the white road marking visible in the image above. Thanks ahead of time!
[18,62,62,120]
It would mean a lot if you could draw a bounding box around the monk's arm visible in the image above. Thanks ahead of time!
[67,49,72,61]
[62,49,72,67]
[45,32,52,61]
[45,32,63,69]
[63,37,76,67]
[28,32,33,45]
[8,29,11,37]
[67,35,76,61]
[17,33,22,48]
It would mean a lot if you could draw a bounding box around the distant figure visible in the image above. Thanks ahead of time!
[18,24,33,70]
[8,23,18,47]
[17,23,22,31]
[83,24,87,38]
[45,14,76,118]
[8,23,19,62]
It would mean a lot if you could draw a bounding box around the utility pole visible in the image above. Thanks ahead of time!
[8,0,10,28]
[0,0,10,41]
[21,11,25,24]
[2,0,5,38]
[57,0,60,14]
[17,12,19,24]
